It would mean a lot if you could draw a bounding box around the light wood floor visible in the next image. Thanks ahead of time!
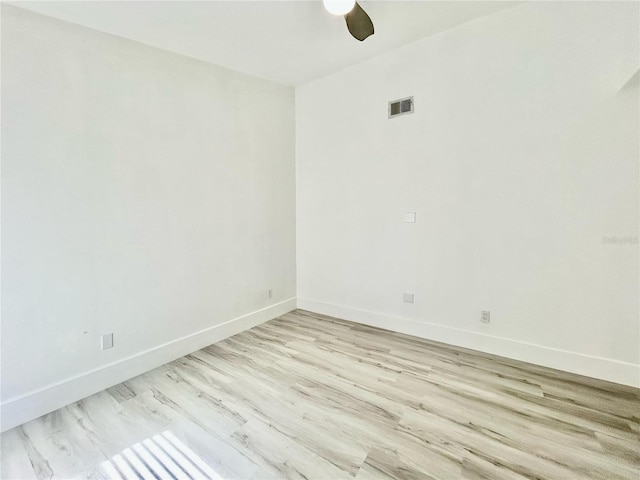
[2,310,639,479]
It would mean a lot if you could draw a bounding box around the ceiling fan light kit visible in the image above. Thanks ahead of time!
[324,1,375,42]
[323,0,356,16]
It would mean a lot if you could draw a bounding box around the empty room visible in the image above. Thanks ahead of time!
[1,0,639,479]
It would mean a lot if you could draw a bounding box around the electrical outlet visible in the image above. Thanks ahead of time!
[101,333,114,350]
[267,289,273,299]
[481,311,490,323]
[403,293,414,303]
[404,212,416,223]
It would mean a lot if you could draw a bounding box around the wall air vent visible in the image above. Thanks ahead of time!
[388,96,414,119]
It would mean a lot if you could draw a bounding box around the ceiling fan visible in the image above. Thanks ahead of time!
[323,0,375,42]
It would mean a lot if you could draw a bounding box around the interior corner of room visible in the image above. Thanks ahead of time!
[1,0,638,463]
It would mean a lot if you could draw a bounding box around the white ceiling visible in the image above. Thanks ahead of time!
[9,1,518,86]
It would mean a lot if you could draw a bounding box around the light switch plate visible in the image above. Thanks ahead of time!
[404,212,416,223]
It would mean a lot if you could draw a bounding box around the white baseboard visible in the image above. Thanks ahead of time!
[1,298,297,432]
[298,298,640,389]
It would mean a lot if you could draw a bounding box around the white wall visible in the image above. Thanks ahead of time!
[1,5,296,430]
[2,1,638,433]
[296,2,639,386]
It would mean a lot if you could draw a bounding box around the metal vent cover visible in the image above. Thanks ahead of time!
[388,96,414,118]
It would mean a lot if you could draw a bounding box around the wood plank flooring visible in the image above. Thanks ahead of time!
[2,309,639,479]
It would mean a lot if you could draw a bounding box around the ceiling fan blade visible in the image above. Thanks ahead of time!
[345,2,374,42]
